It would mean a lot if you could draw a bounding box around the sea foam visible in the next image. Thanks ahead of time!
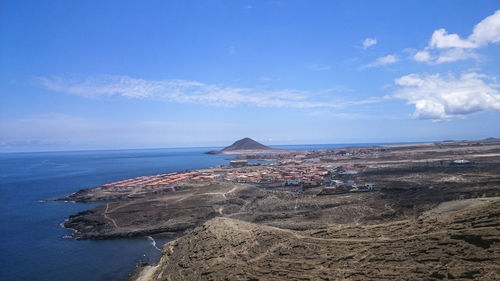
[147,236,161,251]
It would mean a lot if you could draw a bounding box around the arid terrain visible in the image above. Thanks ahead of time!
[132,197,500,280]
[60,139,500,280]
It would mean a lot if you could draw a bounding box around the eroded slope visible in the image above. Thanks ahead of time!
[137,198,500,281]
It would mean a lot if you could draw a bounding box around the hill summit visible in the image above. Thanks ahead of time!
[221,137,271,152]
[206,137,276,154]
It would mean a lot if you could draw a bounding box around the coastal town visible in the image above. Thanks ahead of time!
[96,157,373,197]
[69,137,491,203]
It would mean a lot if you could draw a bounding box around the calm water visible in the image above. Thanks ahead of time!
[0,143,405,281]
[0,147,233,281]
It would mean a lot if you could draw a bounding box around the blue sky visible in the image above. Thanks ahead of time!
[1,1,500,152]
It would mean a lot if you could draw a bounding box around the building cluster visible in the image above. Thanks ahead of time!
[222,165,330,187]
[98,148,378,195]
[100,171,208,191]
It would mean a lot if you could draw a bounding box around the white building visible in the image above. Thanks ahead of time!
[363,183,374,190]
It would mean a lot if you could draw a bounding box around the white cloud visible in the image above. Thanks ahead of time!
[362,38,377,49]
[469,9,500,46]
[429,28,478,49]
[376,54,398,64]
[415,9,500,64]
[361,54,398,69]
[413,50,431,62]
[306,64,331,71]
[434,48,479,64]
[393,72,500,120]
[38,75,378,109]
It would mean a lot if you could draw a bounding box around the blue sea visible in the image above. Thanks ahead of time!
[0,143,407,281]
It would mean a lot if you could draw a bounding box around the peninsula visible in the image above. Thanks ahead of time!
[59,138,500,280]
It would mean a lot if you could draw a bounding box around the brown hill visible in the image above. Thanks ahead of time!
[206,137,277,154]
[221,137,271,151]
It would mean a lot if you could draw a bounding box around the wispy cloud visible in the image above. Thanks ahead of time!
[362,38,377,49]
[393,72,500,121]
[260,77,274,81]
[414,9,500,64]
[306,64,331,71]
[38,75,378,109]
[0,113,244,151]
[360,54,398,69]
[307,110,400,120]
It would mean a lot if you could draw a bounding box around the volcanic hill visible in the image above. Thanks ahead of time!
[207,137,279,154]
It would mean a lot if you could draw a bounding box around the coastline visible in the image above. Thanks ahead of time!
[128,264,155,281]
[59,139,500,238]
[53,139,500,280]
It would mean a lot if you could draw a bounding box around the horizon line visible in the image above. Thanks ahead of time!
[0,138,486,154]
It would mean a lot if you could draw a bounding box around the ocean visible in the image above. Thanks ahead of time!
[0,143,406,281]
